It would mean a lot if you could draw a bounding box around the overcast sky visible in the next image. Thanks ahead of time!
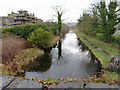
[0,0,96,23]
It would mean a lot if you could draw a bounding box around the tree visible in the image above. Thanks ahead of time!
[77,0,119,43]
[90,4,100,36]
[107,1,118,39]
[97,1,108,41]
[97,0,118,42]
[28,28,53,49]
[53,5,65,37]
[77,12,92,35]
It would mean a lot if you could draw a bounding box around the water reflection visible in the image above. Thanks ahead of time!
[57,40,62,59]
[28,53,52,72]
[78,39,88,52]
[25,30,101,79]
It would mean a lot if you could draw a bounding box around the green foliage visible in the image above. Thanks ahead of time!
[2,23,57,39]
[28,28,53,49]
[97,2,108,35]
[77,13,92,35]
[77,1,119,43]
[112,35,120,45]
[96,33,103,40]
[77,4,100,36]
[90,4,101,36]
[2,27,11,33]
[97,1,118,42]
[53,6,64,36]
[97,33,120,45]
[58,12,62,34]
[107,2,118,35]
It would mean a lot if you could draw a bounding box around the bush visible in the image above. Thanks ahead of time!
[97,33,120,45]
[28,28,53,49]
[112,35,120,46]
[3,48,44,75]
[2,23,57,39]
[96,33,103,40]
[2,37,31,64]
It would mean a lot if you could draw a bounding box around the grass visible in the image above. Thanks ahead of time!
[2,32,44,75]
[74,30,110,68]
[80,32,118,56]
[74,30,119,82]
[2,33,31,64]
[92,49,110,68]
[105,70,119,81]
[2,32,60,75]
[3,48,44,75]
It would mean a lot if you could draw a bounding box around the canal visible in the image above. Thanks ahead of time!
[25,30,101,80]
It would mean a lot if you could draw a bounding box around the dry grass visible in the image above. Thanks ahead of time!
[2,37,31,64]
[50,36,60,47]
[3,48,44,75]
[2,32,44,75]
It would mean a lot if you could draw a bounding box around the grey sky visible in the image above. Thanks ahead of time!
[0,0,95,23]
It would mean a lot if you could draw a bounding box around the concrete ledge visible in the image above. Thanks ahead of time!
[0,75,15,89]
[83,83,119,89]
[7,78,42,88]
[49,81,81,88]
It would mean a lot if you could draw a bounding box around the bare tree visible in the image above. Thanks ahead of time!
[53,5,65,37]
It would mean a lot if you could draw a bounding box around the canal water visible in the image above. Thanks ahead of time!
[25,30,101,80]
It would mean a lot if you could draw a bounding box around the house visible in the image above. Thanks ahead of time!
[0,10,43,27]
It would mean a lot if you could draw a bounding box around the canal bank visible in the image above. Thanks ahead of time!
[73,29,119,81]
[2,32,60,76]
[1,75,119,89]
[24,30,101,80]
[1,31,119,88]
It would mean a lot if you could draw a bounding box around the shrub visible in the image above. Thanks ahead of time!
[3,48,44,75]
[2,37,31,64]
[96,33,120,45]
[96,33,103,40]
[28,28,53,49]
[2,23,57,39]
[112,35,120,46]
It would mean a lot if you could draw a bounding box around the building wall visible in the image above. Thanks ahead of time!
[1,10,42,27]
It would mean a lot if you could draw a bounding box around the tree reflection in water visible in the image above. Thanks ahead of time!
[77,38,88,52]
[57,40,62,59]
[28,53,52,72]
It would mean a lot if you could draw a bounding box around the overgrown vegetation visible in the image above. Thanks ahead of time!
[74,30,119,83]
[76,1,119,82]
[74,30,110,68]
[2,21,68,75]
[2,22,58,39]
[2,22,69,49]
[28,28,53,49]
[81,32,119,56]
[2,33,31,64]
[77,0,119,44]
[3,48,44,75]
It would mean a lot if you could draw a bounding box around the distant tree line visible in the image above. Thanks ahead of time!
[77,0,120,44]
